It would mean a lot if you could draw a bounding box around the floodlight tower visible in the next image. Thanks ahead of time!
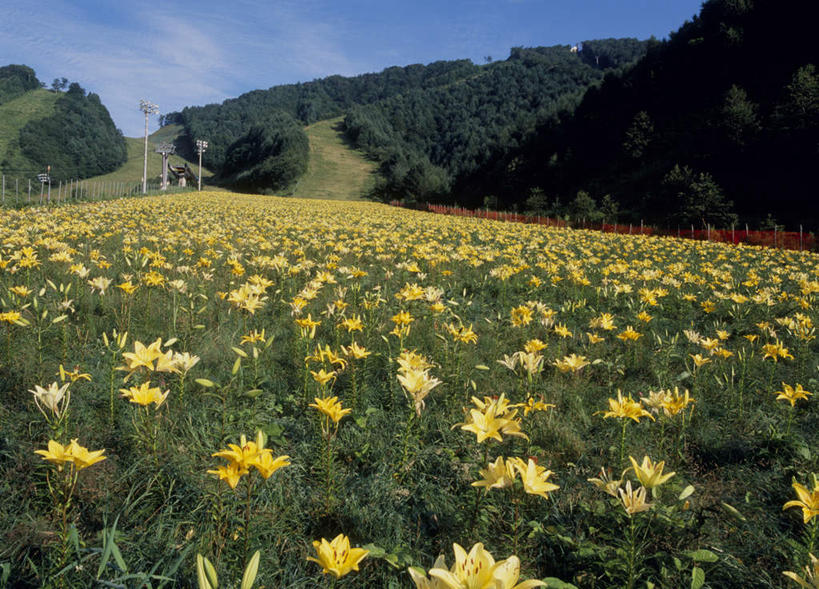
[139,99,159,194]
[195,139,208,192]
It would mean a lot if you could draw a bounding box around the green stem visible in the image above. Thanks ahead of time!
[513,497,520,556]
[626,514,636,589]
[620,419,628,467]
[244,474,254,561]
[786,406,795,437]
[396,409,415,481]
[808,518,818,555]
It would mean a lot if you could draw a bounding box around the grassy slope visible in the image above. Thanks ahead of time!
[0,89,60,175]
[88,124,213,185]
[290,117,377,201]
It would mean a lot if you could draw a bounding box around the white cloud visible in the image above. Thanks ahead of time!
[0,0,370,135]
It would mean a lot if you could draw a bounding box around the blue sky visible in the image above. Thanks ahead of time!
[1,1,704,137]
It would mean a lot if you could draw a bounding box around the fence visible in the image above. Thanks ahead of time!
[394,202,817,252]
[0,174,194,208]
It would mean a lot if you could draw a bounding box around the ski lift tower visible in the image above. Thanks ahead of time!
[154,142,175,190]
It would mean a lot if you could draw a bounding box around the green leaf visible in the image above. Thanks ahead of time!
[244,389,263,398]
[543,578,579,588]
[111,541,128,573]
[691,566,705,589]
[685,549,718,563]
[361,543,386,558]
[97,528,115,579]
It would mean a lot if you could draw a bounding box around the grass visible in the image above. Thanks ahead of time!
[87,125,212,185]
[290,117,378,200]
[0,89,59,175]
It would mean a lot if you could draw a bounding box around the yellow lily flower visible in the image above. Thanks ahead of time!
[311,369,337,387]
[783,553,819,589]
[34,440,74,470]
[775,383,812,407]
[254,452,291,479]
[207,462,243,489]
[599,390,655,423]
[783,477,819,524]
[428,543,545,588]
[628,455,676,489]
[66,439,107,470]
[408,555,448,589]
[307,533,369,578]
[472,456,516,491]
[588,466,626,497]
[553,353,590,374]
[509,457,560,499]
[618,481,652,515]
[309,396,352,424]
[119,381,169,408]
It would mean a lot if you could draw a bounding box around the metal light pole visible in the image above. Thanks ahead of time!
[139,99,159,194]
[195,139,208,192]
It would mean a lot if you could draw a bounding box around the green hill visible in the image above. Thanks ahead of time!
[290,117,377,200]
[461,0,819,228]
[0,88,60,176]
[88,124,213,185]
[1,65,126,182]
[166,40,646,198]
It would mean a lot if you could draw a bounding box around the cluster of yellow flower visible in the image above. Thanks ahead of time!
[208,432,290,489]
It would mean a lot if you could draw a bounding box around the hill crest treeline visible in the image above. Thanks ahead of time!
[0,65,126,181]
[168,40,645,195]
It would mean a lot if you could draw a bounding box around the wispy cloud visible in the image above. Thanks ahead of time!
[0,0,366,135]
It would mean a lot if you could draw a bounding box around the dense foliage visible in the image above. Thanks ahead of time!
[0,65,40,105]
[344,41,646,202]
[17,82,127,181]
[462,0,819,228]
[0,192,817,588]
[170,60,479,175]
[219,112,309,194]
[168,44,645,195]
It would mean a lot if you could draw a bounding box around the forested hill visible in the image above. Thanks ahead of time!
[0,65,126,181]
[171,59,478,173]
[345,39,647,201]
[166,39,647,194]
[460,0,819,228]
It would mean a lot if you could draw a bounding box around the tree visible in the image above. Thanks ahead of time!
[525,187,549,215]
[774,64,819,130]
[662,164,736,228]
[721,84,760,146]
[600,194,620,223]
[622,111,654,159]
[51,77,68,91]
[0,64,40,104]
[569,190,602,224]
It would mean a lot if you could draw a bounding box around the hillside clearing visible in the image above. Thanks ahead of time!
[87,125,212,185]
[290,117,377,201]
[0,89,59,174]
